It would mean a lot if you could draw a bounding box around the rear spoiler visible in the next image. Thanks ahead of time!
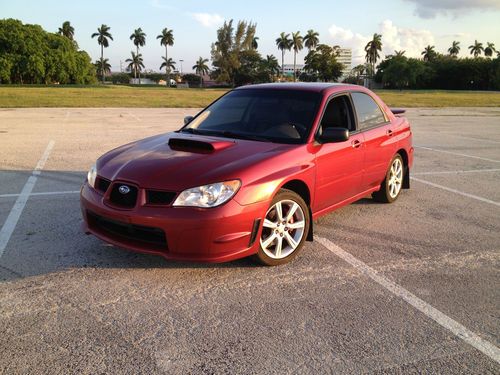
[390,108,406,116]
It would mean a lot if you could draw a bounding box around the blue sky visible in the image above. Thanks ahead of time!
[1,0,499,73]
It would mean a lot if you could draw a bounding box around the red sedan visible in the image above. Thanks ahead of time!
[81,83,413,265]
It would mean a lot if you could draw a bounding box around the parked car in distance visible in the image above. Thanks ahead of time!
[81,83,413,265]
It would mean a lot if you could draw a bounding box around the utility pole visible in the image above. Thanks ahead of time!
[179,59,184,75]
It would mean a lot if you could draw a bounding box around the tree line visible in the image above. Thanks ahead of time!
[89,23,209,86]
[1,18,498,89]
[344,35,500,90]
[0,19,96,84]
[209,21,344,86]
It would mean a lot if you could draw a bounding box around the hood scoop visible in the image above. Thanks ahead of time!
[168,137,235,154]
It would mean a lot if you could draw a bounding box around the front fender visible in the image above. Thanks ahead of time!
[234,163,315,206]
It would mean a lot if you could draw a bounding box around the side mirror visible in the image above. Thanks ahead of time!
[318,127,350,143]
[184,115,194,125]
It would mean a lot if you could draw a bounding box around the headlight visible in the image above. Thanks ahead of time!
[87,164,97,188]
[173,180,241,208]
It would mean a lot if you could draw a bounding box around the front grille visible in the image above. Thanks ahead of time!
[87,211,167,250]
[109,183,138,208]
[96,176,111,193]
[146,190,176,205]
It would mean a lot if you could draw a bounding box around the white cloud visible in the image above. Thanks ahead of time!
[405,0,500,18]
[327,25,355,41]
[150,0,176,10]
[380,20,434,58]
[327,20,435,65]
[438,32,472,39]
[190,13,224,28]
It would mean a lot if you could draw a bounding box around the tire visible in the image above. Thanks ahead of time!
[372,154,404,203]
[255,189,310,266]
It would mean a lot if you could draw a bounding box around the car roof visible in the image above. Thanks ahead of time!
[234,82,366,94]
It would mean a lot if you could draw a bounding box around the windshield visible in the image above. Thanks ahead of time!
[181,89,321,144]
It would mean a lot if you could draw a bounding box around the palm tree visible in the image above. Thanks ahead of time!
[192,57,209,87]
[304,29,319,51]
[58,21,74,40]
[352,64,365,79]
[448,41,460,57]
[95,58,111,79]
[126,52,144,81]
[332,45,341,56]
[160,57,176,84]
[157,28,174,86]
[291,32,303,82]
[91,24,113,83]
[394,50,406,57]
[421,45,436,62]
[264,54,280,81]
[484,42,496,58]
[469,40,484,58]
[252,36,259,50]
[364,33,382,77]
[130,28,146,83]
[276,32,292,79]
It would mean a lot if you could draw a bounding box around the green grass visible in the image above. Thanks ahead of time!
[0,85,498,108]
[374,89,500,108]
[0,85,228,108]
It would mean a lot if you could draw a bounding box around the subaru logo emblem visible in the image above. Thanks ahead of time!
[118,185,130,194]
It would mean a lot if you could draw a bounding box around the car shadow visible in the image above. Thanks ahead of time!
[352,197,379,205]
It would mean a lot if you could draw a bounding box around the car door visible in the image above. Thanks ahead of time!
[350,92,397,191]
[313,94,365,213]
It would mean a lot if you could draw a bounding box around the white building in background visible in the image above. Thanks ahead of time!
[336,48,352,78]
[283,48,352,81]
[282,64,304,76]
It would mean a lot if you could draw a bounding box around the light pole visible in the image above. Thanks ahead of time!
[180,59,184,75]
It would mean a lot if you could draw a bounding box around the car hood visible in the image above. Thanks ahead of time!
[97,132,294,191]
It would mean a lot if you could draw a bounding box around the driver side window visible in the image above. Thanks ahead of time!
[319,95,355,136]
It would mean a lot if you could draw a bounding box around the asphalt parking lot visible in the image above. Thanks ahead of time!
[0,107,499,374]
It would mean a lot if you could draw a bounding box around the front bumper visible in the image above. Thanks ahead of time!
[80,183,269,262]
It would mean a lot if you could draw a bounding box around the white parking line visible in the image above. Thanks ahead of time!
[450,135,500,145]
[0,140,55,258]
[411,177,500,207]
[0,190,80,198]
[416,146,500,163]
[316,236,500,365]
[413,168,500,176]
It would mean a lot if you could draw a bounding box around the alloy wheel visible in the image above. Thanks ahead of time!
[260,199,306,259]
[388,157,403,199]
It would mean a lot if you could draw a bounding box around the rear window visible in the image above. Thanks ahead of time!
[351,92,387,130]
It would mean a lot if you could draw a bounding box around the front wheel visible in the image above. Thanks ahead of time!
[255,189,310,266]
[373,154,404,203]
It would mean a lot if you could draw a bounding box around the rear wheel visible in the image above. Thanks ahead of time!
[256,189,310,266]
[373,154,404,203]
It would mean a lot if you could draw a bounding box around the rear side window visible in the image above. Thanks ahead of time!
[351,92,386,130]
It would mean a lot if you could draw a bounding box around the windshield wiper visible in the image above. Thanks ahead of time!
[180,128,208,135]
[181,128,272,142]
[212,131,272,143]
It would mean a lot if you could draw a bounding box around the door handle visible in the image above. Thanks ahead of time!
[387,129,394,136]
[351,139,361,149]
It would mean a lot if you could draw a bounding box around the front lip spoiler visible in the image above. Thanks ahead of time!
[82,220,258,263]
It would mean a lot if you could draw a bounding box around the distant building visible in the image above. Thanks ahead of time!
[129,78,156,85]
[336,48,352,78]
[282,64,304,76]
